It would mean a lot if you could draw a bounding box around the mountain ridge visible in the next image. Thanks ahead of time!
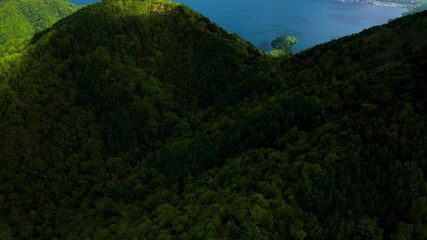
[0,0,426,239]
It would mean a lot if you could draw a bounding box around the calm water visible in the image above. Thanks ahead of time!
[70,0,98,5]
[68,0,406,52]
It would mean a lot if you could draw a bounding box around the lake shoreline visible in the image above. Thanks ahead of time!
[334,0,418,10]
[69,0,408,52]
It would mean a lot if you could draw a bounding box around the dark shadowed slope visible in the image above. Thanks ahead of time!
[0,0,426,238]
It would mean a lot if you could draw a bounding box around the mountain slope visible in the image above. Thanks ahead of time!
[0,0,426,239]
[0,0,79,54]
[0,0,259,238]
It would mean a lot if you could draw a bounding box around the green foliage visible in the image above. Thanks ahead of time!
[0,0,79,55]
[0,0,426,239]
[267,49,287,57]
[269,35,298,55]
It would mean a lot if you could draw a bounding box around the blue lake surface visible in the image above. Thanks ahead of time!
[68,0,406,52]
[69,0,98,5]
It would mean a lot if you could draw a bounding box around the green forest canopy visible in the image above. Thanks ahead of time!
[268,35,298,56]
[0,0,79,55]
[0,0,426,239]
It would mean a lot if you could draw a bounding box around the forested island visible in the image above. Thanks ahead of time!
[0,0,426,239]
[268,36,298,56]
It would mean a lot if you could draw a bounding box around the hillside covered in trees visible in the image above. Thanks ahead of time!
[0,0,79,56]
[0,0,426,239]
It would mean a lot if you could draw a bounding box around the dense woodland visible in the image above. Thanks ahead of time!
[0,0,79,57]
[0,0,426,239]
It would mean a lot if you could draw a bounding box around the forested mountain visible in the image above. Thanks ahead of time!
[0,0,79,55]
[0,0,426,239]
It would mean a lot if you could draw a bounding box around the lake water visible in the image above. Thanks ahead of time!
[68,0,406,52]
[69,0,98,4]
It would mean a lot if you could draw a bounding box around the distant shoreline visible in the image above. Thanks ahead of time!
[334,0,418,9]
